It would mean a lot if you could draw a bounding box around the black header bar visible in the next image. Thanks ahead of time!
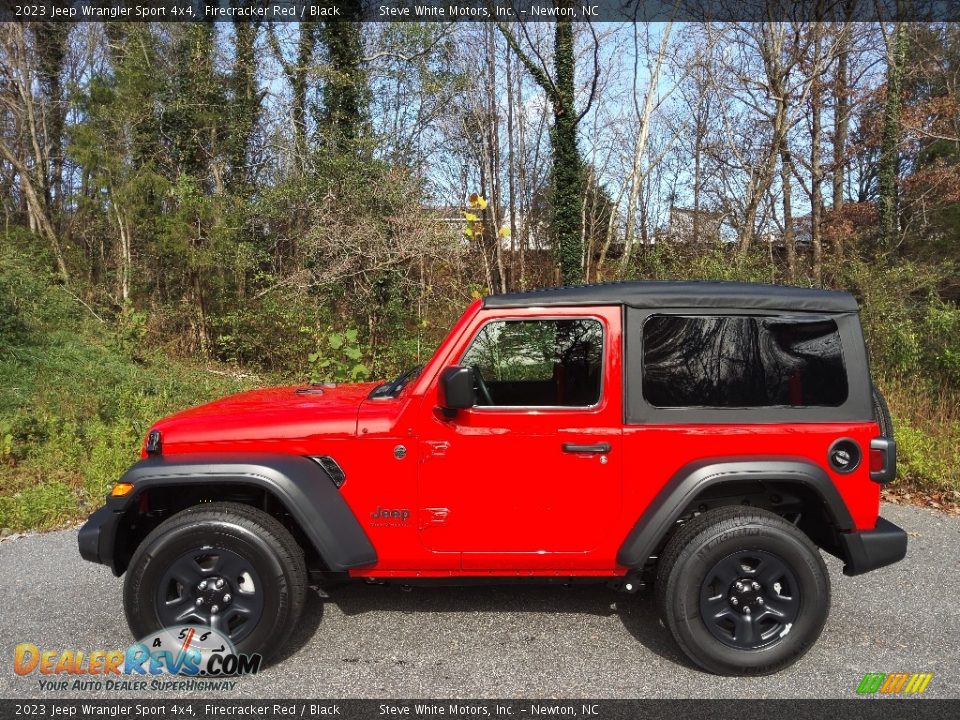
[0,0,958,23]
[0,700,959,720]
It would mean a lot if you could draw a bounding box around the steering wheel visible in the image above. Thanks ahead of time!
[472,366,495,406]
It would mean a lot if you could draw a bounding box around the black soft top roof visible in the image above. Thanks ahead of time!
[484,281,859,313]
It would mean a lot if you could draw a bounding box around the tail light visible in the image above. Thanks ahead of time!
[869,437,897,484]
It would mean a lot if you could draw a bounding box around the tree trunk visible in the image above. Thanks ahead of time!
[810,26,824,286]
[693,132,702,244]
[505,44,518,291]
[319,1,367,151]
[486,25,506,293]
[33,22,70,218]
[832,16,851,211]
[780,141,796,283]
[550,10,584,284]
[229,21,259,191]
[267,23,317,169]
[515,54,528,290]
[740,23,795,258]
[0,139,69,282]
[878,22,908,252]
[621,22,672,271]
[497,2,586,285]
[114,202,131,303]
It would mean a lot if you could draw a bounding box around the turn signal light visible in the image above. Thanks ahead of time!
[111,482,134,497]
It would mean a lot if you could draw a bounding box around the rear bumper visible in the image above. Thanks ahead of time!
[838,516,908,576]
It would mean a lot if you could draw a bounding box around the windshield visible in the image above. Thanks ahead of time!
[368,365,423,399]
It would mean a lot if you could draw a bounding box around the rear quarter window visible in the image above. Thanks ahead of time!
[642,315,848,408]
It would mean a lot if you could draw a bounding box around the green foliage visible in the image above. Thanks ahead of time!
[635,242,775,284]
[317,5,370,151]
[306,328,370,383]
[0,480,76,531]
[0,264,29,345]
[919,297,960,386]
[840,258,960,390]
[0,245,254,531]
[214,293,314,371]
[116,304,149,356]
[895,417,960,491]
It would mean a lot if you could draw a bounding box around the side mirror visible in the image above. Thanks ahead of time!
[439,366,476,413]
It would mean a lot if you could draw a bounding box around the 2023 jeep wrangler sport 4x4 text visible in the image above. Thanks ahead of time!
[78,281,906,675]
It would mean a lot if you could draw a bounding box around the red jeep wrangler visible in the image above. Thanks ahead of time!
[79,281,906,675]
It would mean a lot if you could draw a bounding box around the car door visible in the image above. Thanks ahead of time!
[416,306,623,571]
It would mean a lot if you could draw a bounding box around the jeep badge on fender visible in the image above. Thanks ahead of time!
[78,281,906,675]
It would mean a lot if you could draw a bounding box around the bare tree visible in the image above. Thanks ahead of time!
[0,25,69,281]
[707,23,815,265]
[618,21,675,271]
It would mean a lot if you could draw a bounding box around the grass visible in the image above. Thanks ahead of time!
[0,344,254,531]
[0,246,256,532]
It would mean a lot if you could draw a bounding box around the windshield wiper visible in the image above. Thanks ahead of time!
[369,365,423,399]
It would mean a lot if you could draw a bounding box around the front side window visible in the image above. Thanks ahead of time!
[642,315,848,408]
[460,318,603,407]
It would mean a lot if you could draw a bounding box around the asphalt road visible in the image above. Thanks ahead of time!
[0,502,957,699]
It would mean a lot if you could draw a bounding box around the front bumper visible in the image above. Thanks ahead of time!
[838,516,908,576]
[78,504,125,575]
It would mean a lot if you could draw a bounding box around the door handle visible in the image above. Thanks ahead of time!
[562,442,611,454]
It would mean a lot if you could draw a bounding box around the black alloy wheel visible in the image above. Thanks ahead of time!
[155,546,266,644]
[698,549,801,650]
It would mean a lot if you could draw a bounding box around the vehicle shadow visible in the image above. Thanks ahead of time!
[272,587,325,665]
[615,594,698,670]
[312,583,697,671]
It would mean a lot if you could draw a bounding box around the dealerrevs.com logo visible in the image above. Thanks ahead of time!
[856,672,933,695]
[13,626,260,692]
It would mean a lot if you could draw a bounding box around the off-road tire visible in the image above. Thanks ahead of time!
[655,506,830,675]
[124,502,307,662]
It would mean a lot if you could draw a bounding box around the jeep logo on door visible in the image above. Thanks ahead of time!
[370,506,411,527]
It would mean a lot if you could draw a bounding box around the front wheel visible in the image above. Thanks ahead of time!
[124,502,307,661]
[655,507,830,675]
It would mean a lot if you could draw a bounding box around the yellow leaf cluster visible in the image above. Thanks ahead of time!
[468,193,488,210]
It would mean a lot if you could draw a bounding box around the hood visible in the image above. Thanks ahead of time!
[149,382,379,452]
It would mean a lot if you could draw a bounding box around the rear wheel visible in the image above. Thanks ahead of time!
[656,507,830,675]
[124,502,307,661]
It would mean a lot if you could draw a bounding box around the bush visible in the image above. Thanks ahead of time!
[895,417,960,491]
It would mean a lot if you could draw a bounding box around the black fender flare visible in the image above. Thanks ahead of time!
[616,458,854,568]
[79,454,376,574]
